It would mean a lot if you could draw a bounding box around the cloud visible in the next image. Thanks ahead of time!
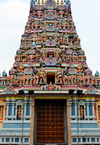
[0,0,29,24]
[0,0,29,40]
[71,0,100,74]
[0,0,29,74]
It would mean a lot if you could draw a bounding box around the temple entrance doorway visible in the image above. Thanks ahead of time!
[35,99,67,144]
[47,73,55,84]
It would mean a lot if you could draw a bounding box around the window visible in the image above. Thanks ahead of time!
[0,106,4,118]
[89,104,93,116]
[11,138,14,142]
[15,138,19,142]
[87,138,90,142]
[2,138,4,142]
[25,138,29,142]
[91,138,95,142]
[73,138,76,142]
[6,138,10,142]
[98,106,100,118]
[71,103,75,116]
[83,138,86,142]
[97,138,99,142]
[78,138,80,142]
[21,138,22,143]
[26,104,30,116]
[8,104,12,116]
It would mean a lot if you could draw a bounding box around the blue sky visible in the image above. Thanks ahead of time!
[0,0,100,75]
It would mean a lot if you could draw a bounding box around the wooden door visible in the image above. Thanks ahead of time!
[36,100,64,143]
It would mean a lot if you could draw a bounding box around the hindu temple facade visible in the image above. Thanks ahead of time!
[0,0,100,145]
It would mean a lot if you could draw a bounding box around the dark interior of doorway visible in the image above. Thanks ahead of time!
[47,73,55,84]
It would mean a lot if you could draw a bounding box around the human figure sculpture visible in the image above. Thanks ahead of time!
[54,52,59,61]
[77,65,83,73]
[80,106,84,119]
[13,76,18,86]
[24,75,29,85]
[18,63,24,73]
[28,55,35,62]
[62,75,67,85]
[17,106,21,119]
[7,75,14,85]
[29,75,33,85]
[19,76,24,86]
[47,81,55,91]
[60,52,65,61]
[33,75,39,85]
[67,75,74,85]
[85,75,91,84]
[55,68,63,84]
[38,68,46,84]
[77,75,84,86]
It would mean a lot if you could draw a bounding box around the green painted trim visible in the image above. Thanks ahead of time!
[96,86,100,89]
[0,86,6,89]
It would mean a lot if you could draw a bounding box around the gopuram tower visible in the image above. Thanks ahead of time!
[1,0,100,145]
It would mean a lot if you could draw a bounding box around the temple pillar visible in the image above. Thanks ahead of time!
[67,98,72,145]
[91,99,95,119]
[74,99,77,120]
[30,97,35,145]
[6,100,10,118]
[24,99,27,117]
[86,99,89,120]
[11,99,16,117]
[4,105,6,119]
[29,98,31,116]
[70,99,75,116]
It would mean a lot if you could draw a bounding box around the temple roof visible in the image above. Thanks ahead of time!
[0,0,100,95]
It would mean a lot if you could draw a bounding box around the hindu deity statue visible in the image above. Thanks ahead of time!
[38,68,47,84]
[55,67,63,84]
[17,106,21,119]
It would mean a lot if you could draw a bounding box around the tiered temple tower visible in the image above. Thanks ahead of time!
[0,0,100,145]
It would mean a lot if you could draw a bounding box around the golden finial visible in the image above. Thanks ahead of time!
[38,0,40,5]
[42,0,44,5]
[57,0,59,5]
[61,0,63,5]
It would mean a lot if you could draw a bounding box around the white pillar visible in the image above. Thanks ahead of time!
[74,99,77,116]
[12,104,14,116]
[23,99,28,118]
[86,100,89,120]
[11,99,16,117]
[24,103,27,117]
[29,98,32,116]
[6,99,10,117]
[91,99,95,119]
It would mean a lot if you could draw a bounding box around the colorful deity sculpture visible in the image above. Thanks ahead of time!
[17,106,21,119]
[55,68,63,84]
[6,0,97,90]
[38,68,47,84]
[33,75,39,85]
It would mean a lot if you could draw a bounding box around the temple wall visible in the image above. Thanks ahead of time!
[1,97,100,144]
[0,98,31,145]
[70,98,100,144]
